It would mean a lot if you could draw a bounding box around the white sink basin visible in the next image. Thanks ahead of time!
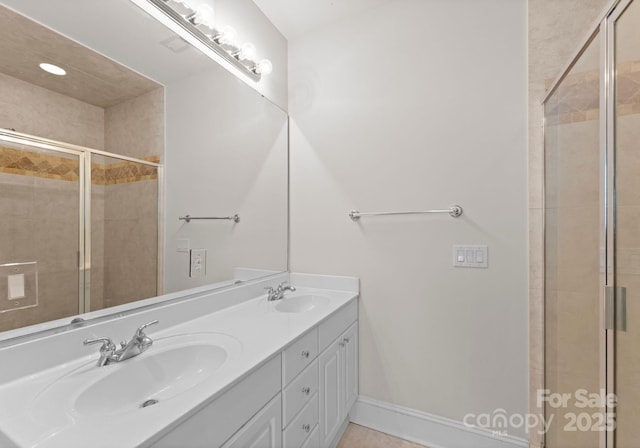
[31,333,242,423]
[275,295,330,313]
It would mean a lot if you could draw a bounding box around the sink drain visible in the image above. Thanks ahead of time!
[140,399,159,408]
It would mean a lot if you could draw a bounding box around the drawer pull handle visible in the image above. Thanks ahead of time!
[343,337,351,344]
[302,424,311,433]
[302,386,311,395]
[301,350,310,358]
[339,341,345,347]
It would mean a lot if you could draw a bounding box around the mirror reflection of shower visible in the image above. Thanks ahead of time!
[0,5,164,332]
[0,130,161,333]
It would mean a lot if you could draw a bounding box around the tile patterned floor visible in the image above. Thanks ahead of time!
[337,423,428,448]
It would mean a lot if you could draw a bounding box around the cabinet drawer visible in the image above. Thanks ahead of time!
[283,359,318,427]
[283,328,318,385]
[283,394,319,448]
[318,299,357,352]
[300,426,319,448]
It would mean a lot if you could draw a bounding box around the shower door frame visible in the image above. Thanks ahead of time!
[542,0,635,446]
[0,128,164,315]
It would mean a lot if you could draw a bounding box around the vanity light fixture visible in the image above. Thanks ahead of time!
[128,0,272,83]
[211,25,237,46]
[232,42,256,61]
[39,63,66,76]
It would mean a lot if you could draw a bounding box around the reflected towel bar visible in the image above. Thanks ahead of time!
[179,214,240,223]
[349,205,463,221]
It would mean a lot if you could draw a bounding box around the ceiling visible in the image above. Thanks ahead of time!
[0,4,161,108]
[0,0,216,92]
[251,0,391,40]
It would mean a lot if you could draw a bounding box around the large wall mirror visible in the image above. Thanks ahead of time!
[0,0,288,340]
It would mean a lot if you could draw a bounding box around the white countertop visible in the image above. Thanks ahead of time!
[0,283,358,448]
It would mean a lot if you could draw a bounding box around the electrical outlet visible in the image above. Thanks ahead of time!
[189,249,206,278]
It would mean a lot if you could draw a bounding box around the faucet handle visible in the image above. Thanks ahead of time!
[135,320,159,338]
[278,281,296,292]
[84,337,116,352]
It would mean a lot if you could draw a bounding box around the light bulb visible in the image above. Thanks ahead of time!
[191,4,214,28]
[218,26,237,45]
[255,59,273,75]
[237,43,257,61]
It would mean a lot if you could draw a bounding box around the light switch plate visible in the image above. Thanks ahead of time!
[0,261,38,312]
[7,274,25,300]
[177,238,190,253]
[189,249,206,278]
[453,245,488,268]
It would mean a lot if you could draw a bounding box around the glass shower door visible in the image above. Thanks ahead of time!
[0,137,83,332]
[611,0,640,445]
[90,153,159,311]
[543,30,603,448]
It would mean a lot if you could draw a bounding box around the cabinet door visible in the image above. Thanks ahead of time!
[342,323,358,414]
[318,337,343,447]
[222,394,282,448]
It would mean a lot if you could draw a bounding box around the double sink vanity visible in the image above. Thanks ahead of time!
[0,273,359,448]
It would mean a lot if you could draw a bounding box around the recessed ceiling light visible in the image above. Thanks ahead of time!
[39,63,66,76]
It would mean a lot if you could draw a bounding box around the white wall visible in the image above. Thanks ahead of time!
[288,0,528,437]
[163,63,288,293]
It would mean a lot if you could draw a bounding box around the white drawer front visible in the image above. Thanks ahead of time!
[283,359,318,427]
[283,328,318,385]
[300,426,320,448]
[283,394,319,448]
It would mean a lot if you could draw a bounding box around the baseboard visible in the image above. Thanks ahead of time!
[349,396,528,448]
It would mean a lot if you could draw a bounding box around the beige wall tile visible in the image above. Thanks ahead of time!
[0,72,104,149]
[104,87,165,160]
[103,179,158,307]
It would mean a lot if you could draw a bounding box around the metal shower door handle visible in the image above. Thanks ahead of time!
[605,286,627,332]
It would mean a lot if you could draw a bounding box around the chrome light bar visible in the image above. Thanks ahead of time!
[129,0,272,83]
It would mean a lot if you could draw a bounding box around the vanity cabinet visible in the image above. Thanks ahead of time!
[148,299,357,448]
[150,356,282,448]
[318,322,358,447]
[221,394,282,448]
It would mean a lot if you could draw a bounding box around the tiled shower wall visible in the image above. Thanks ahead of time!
[0,73,163,332]
[98,87,164,310]
[0,72,105,149]
[0,170,80,330]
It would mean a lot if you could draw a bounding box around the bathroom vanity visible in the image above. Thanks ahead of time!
[0,273,358,448]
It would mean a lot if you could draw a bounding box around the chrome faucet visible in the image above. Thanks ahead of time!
[83,337,117,367]
[265,281,296,301]
[83,320,159,367]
